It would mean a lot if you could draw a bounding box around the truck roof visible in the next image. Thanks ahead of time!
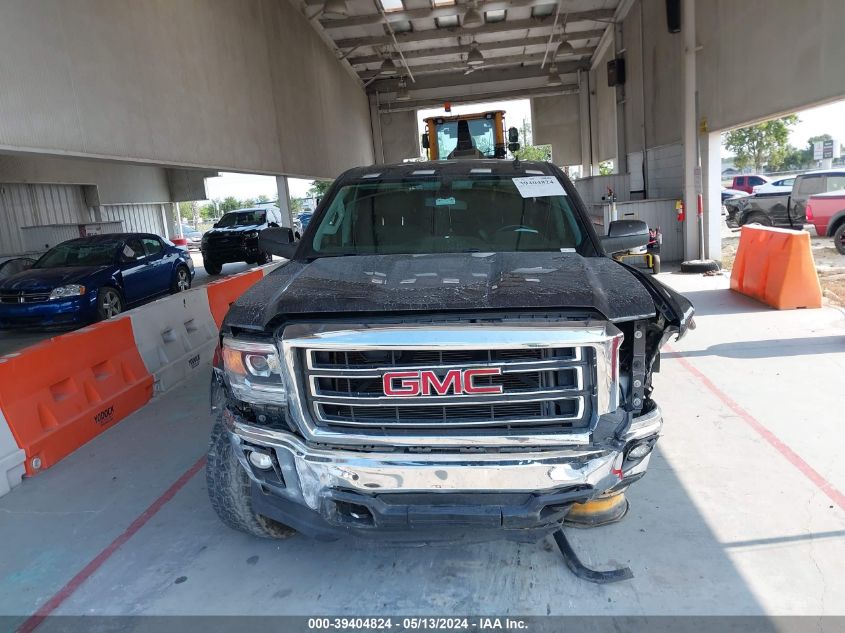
[340,160,555,181]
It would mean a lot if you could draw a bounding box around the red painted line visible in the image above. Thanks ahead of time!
[17,455,206,633]
[666,345,845,513]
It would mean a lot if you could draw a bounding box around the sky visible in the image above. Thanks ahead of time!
[203,97,845,200]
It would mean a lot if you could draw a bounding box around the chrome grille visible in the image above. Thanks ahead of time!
[301,340,593,434]
[0,291,50,304]
[281,323,622,447]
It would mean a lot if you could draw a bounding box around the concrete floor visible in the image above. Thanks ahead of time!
[0,254,255,356]
[1,272,844,625]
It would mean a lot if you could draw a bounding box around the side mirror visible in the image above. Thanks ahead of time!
[601,220,649,254]
[507,127,520,153]
[259,227,298,259]
[212,222,219,228]
[421,133,430,150]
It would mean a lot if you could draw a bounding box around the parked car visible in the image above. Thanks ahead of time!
[752,177,796,194]
[0,256,35,280]
[721,188,749,203]
[201,207,284,275]
[731,174,771,194]
[298,211,314,231]
[205,159,694,545]
[806,190,845,254]
[725,170,845,228]
[0,233,194,328]
[179,224,203,250]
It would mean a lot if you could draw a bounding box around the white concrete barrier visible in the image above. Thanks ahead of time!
[0,410,25,497]
[128,288,218,395]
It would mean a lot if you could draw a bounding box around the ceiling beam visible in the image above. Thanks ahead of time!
[359,54,589,78]
[349,42,594,65]
[378,83,578,113]
[333,13,612,49]
[368,63,585,92]
[319,0,561,29]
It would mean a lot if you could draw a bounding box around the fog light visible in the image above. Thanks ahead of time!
[627,442,653,461]
[249,451,273,470]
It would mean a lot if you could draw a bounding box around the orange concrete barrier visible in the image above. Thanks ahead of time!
[0,317,153,475]
[730,225,822,309]
[206,269,264,328]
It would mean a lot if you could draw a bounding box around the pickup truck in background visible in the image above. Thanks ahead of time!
[806,190,845,254]
[725,169,845,228]
[730,174,771,194]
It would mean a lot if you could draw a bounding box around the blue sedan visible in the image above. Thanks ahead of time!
[0,233,195,328]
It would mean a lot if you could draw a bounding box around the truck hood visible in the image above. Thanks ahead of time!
[224,252,659,330]
[0,266,107,292]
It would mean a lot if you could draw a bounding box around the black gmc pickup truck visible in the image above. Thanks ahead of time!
[206,160,694,548]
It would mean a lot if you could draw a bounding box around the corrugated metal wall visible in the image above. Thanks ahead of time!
[0,183,88,256]
[100,204,165,237]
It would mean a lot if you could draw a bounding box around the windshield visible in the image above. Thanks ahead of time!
[34,242,118,268]
[217,211,266,227]
[308,174,592,257]
[436,119,497,158]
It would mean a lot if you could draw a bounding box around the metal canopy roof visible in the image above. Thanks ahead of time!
[296,0,620,105]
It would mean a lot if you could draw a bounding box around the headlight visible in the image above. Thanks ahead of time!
[49,284,86,300]
[245,231,259,239]
[222,338,286,405]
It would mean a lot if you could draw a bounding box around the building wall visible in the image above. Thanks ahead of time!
[379,110,420,164]
[531,94,582,166]
[0,183,89,256]
[0,155,171,205]
[0,0,373,179]
[697,0,845,132]
[593,45,618,163]
[100,204,166,236]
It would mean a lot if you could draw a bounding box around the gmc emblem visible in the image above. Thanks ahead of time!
[382,368,503,397]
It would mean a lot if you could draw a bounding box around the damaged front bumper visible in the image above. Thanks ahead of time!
[224,404,662,541]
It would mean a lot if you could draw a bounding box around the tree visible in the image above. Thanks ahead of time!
[722,115,798,171]
[307,180,332,198]
[513,144,553,161]
[256,194,271,203]
[199,203,217,221]
[290,198,305,214]
[598,161,614,176]
[220,196,240,213]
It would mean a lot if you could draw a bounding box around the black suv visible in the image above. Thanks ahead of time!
[200,207,283,275]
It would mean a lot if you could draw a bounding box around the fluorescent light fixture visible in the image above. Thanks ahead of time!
[432,0,455,6]
[485,9,506,22]
[467,41,484,66]
[462,0,484,28]
[380,56,399,75]
[322,0,348,20]
[379,0,404,12]
[396,77,410,101]
[546,63,562,87]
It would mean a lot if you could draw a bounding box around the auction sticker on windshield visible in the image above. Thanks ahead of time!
[512,176,566,198]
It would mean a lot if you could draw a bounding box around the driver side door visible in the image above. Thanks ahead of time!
[119,237,155,303]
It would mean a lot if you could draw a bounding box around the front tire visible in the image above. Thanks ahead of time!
[651,254,661,275]
[206,417,295,539]
[204,259,223,275]
[172,265,191,293]
[96,287,123,320]
[257,251,272,265]
[834,223,845,255]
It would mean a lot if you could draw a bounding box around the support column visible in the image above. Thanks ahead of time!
[578,70,593,177]
[172,203,183,238]
[369,93,385,165]
[276,176,294,230]
[613,20,627,176]
[702,131,722,262]
[681,0,699,261]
